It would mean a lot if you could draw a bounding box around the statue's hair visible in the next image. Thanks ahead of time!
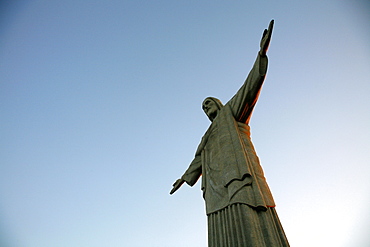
[202,97,224,109]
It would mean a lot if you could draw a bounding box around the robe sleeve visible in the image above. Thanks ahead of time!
[227,53,268,123]
[181,155,202,186]
[180,129,211,186]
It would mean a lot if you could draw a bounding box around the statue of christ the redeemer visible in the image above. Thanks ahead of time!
[170,20,289,247]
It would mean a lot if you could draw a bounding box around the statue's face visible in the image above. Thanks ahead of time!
[202,99,218,121]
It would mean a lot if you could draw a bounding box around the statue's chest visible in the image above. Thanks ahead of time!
[204,122,228,170]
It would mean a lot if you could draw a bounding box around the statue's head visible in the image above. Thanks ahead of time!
[202,97,224,122]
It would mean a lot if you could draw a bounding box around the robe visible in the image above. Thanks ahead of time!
[180,53,289,246]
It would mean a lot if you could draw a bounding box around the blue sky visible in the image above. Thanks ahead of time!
[1,1,369,246]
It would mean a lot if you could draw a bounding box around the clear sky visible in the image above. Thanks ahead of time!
[1,1,369,247]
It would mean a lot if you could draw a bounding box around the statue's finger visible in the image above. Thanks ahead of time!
[269,20,274,33]
[262,29,267,38]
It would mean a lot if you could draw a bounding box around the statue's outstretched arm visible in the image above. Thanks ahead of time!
[227,20,274,123]
[170,155,202,195]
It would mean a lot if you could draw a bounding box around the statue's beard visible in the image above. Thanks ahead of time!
[206,109,218,122]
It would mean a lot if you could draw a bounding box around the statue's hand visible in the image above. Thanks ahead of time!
[170,178,185,195]
[259,20,274,56]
